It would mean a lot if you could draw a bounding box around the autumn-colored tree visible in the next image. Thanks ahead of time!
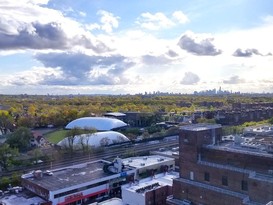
[0,111,14,135]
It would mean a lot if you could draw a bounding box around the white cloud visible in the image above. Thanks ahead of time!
[136,11,189,30]
[87,10,119,33]
[137,12,175,30]
[0,1,112,53]
[262,15,273,24]
[178,32,221,56]
[223,75,245,84]
[0,2,273,94]
[26,0,50,5]
[180,72,200,85]
[172,11,189,24]
[4,67,63,86]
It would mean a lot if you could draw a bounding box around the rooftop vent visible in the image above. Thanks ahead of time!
[140,163,145,166]
[33,170,43,179]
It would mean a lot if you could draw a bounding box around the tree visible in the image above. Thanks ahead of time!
[66,127,83,154]
[0,111,14,135]
[269,117,273,124]
[32,148,42,164]
[165,126,180,136]
[0,143,18,171]
[6,127,32,152]
[81,127,96,153]
[100,137,110,147]
[17,116,35,128]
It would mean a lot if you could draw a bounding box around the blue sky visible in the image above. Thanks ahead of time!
[0,0,272,95]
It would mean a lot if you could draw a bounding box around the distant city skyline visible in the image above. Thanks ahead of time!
[0,0,272,95]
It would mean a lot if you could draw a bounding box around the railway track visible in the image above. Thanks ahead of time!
[1,139,178,176]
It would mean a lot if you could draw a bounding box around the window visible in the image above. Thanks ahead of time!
[241,180,248,191]
[190,171,194,180]
[222,176,228,186]
[204,172,210,182]
[54,181,107,198]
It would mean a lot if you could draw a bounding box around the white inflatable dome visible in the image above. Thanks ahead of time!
[65,117,127,131]
[57,131,130,148]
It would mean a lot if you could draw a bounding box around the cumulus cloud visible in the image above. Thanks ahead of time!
[35,52,135,86]
[233,48,271,57]
[27,0,50,5]
[136,11,188,30]
[6,67,63,86]
[141,54,173,65]
[172,11,189,24]
[0,22,110,53]
[180,72,200,85]
[0,0,110,53]
[178,34,221,56]
[86,10,119,33]
[0,22,67,50]
[166,50,179,57]
[223,75,245,84]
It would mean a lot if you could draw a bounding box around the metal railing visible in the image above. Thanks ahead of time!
[177,178,249,200]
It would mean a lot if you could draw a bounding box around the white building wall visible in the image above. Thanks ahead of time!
[51,184,108,205]
[122,186,145,205]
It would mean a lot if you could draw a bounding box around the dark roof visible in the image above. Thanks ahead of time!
[28,161,113,191]
[180,123,222,131]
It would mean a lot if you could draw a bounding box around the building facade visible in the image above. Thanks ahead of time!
[21,160,136,205]
[122,172,178,205]
[167,123,273,205]
[21,155,175,205]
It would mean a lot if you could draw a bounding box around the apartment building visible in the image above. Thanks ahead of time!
[167,123,273,205]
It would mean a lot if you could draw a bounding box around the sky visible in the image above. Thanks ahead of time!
[0,0,272,95]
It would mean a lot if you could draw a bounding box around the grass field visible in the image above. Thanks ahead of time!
[45,129,69,144]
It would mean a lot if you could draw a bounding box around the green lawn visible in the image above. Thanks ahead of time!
[45,129,69,144]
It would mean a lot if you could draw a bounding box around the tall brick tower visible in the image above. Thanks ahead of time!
[167,123,273,205]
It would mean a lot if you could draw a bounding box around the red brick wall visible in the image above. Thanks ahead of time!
[179,182,245,205]
[145,185,172,205]
[248,178,273,204]
[202,148,273,173]
[174,126,273,204]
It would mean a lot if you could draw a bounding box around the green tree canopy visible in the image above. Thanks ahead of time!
[6,127,32,152]
[0,143,18,171]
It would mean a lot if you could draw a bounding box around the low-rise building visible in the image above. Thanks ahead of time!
[122,171,179,205]
[150,147,179,170]
[21,155,175,205]
[122,155,175,179]
[21,159,135,205]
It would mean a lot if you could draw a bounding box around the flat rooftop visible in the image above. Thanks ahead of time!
[180,123,222,131]
[207,141,273,158]
[92,197,123,205]
[122,172,179,194]
[0,194,45,205]
[244,125,273,134]
[150,147,179,158]
[122,155,174,169]
[23,160,133,191]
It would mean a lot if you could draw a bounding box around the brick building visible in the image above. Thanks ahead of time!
[122,172,178,205]
[167,123,273,205]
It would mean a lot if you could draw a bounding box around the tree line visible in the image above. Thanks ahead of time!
[1,94,273,131]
